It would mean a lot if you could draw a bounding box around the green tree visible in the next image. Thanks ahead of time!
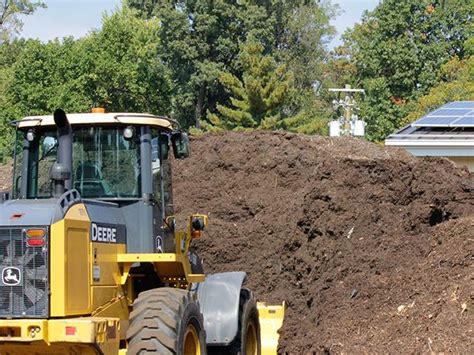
[271,1,337,134]
[4,7,170,114]
[128,0,274,128]
[279,90,333,135]
[275,0,337,90]
[402,55,474,125]
[0,38,92,151]
[7,38,92,114]
[0,2,42,152]
[127,0,337,131]
[0,39,26,152]
[0,0,45,42]
[207,41,294,131]
[0,6,171,151]
[83,6,171,113]
[343,0,474,141]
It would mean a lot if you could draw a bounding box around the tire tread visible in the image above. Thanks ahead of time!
[126,287,205,355]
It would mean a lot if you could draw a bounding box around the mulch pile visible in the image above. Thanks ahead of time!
[173,131,473,353]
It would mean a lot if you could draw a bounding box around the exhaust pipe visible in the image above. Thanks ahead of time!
[50,109,73,197]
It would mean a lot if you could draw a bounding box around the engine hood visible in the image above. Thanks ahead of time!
[0,199,61,226]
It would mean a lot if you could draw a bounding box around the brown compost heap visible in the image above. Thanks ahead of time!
[173,131,474,353]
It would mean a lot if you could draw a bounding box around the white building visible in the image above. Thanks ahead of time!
[385,101,474,172]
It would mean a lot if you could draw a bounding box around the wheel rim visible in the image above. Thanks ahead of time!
[245,321,258,355]
[184,324,201,355]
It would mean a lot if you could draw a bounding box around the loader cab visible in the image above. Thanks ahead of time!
[12,112,190,253]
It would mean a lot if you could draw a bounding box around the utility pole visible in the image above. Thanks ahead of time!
[328,84,365,137]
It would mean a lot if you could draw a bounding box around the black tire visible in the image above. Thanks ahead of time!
[127,287,206,355]
[208,288,261,355]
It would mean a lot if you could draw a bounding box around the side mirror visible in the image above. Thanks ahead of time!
[171,132,190,159]
[192,217,205,231]
[189,214,208,239]
[165,216,176,230]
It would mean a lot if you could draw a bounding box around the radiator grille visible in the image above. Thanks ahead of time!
[0,228,48,318]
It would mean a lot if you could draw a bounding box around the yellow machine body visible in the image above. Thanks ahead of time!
[0,317,121,354]
[257,302,286,355]
[0,204,206,353]
[0,208,284,355]
[0,112,285,354]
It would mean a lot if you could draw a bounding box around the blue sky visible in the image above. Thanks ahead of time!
[331,0,380,47]
[21,0,119,40]
[20,0,380,48]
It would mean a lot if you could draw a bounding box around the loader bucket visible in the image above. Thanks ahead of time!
[257,302,285,355]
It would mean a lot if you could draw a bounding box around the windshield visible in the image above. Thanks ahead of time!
[73,127,141,198]
[14,126,141,199]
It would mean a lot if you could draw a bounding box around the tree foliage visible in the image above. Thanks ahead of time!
[83,7,171,113]
[7,38,90,114]
[343,0,474,141]
[206,41,294,131]
[4,7,170,114]
[0,0,45,42]
[402,55,474,126]
[0,7,171,152]
[276,0,337,90]
[127,0,336,131]
[128,0,274,128]
[0,39,25,152]
[4,0,470,148]
[272,1,337,135]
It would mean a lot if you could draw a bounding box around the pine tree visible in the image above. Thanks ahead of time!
[206,41,294,131]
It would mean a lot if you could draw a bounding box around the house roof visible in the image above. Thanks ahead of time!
[385,101,474,158]
[385,101,474,149]
[410,101,474,128]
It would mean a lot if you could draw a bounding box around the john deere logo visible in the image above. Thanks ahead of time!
[2,267,21,286]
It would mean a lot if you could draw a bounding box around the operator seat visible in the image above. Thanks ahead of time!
[74,162,107,197]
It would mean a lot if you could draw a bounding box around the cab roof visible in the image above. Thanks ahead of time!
[16,112,174,130]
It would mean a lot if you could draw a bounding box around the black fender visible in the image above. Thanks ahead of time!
[196,271,247,345]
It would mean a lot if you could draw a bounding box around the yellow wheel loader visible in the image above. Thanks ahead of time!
[0,109,284,355]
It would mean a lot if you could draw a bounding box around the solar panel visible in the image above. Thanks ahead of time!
[451,116,474,127]
[411,101,474,128]
[413,116,460,126]
[431,108,472,116]
[444,101,474,109]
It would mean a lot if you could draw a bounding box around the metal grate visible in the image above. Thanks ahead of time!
[0,228,48,318]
